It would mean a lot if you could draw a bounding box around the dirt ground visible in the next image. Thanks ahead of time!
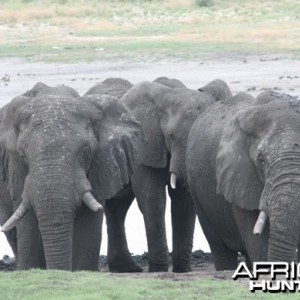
[1,54,300,106]
[107,251,236,281]
[0,250,236,281]
[0,55,299,282]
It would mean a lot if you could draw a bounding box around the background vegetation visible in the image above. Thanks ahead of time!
[0,0,299,62]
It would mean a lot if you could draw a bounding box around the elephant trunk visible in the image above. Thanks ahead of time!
[38,214,74,270]
[267,174,300,262]
[31,171,76,270]
[268,199,300,262]
[1,163,99,270]
[268,226,299,262]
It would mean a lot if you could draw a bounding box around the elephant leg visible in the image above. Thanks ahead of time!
[105,185,142,272]
[131,165,169,272]
[243,252,252,269]
[5,228,17,258]
[232,206,268,264]
[72,206,103,271]
[195,205,238,271]
[168,183,195,272]
[16,210,46,269]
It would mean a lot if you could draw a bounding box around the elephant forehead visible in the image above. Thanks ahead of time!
[32,96,85,113]
[264,108,300,131]
[17,99,97,149]
[18,96,98,124]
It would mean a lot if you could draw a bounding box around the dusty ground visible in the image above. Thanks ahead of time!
[0,250,236,281]
[0,55,299,282]
[1,54,300,106]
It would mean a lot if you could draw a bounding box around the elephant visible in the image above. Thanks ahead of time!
[186,86,300,270]
[23,82,80,98]
[86,79,232,272]
[0,82,80,260]
[84,78,133,99]
[0,82,145,271]
[153,77,187,89]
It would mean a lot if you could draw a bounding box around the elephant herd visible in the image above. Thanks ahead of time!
[0,77,300,272]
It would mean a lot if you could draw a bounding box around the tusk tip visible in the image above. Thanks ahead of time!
[170,173,177,189]
[94,204,103,212]
[253,211,267,236]
[83,192,103,213]
[1,224,12,232]
[253,229,261,236]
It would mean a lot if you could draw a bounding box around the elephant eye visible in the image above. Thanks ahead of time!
[80,146,91,160]
[169,132,175,141]
[19,150,27,163]
[256,154,265,167]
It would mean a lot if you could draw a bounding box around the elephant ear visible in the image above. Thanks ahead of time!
[86,94,145,202]
[216,106,263,210]
[0,96,30,207]
[198,79,232,102]
[121,82,169,168]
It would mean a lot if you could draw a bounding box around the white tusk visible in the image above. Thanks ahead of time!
[83,192,103,212]
[253,211,268,235]
[1,197,30,232]
[170,173,177,189]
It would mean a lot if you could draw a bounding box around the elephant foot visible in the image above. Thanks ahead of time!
[148,262,169,272]
[172,264,191,273]
[108,256,142,273]
[213,256,238,271]
[172,256,192,273]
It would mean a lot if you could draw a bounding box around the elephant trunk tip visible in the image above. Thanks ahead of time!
[253,211,268,235]
[82,191,102,212]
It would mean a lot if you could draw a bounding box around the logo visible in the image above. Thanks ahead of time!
[232,262,300,292]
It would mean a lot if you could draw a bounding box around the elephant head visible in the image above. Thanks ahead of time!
[23,82,80,98]
[153,77,187,88]
[122,79,231,187]
[84,78,133,99]
[0,86,144,270]
[217,91,300,262]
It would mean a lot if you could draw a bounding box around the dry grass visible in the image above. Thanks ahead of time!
[0,9,53,23]
[0,0,299,62]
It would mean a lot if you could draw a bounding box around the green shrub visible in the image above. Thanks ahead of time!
[194,0,214,7]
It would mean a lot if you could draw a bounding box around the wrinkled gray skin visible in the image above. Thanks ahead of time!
[23,82,80,98]
[1,82,80,261]
[86,78,231,272]
[0,82,144,270]
[153,77,187,89]
[187,88,300,270]
[84,78,133,99]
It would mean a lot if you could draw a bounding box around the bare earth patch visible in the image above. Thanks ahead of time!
[0,251,237,282]
[1,55,299,107]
